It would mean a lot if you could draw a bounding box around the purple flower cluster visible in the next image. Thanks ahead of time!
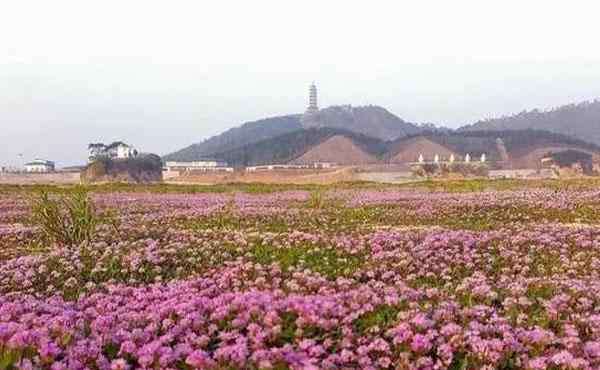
[2,187,600,368]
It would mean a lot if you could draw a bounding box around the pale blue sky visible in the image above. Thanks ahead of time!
[2,0,600,166]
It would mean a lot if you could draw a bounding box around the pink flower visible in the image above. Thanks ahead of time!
[110,359,129,370]
[340,349,355,362]
[551,350,574,366]
[411,334,432,353]
[378,356,392,367]
[584,341,600,358]
[411,313,433,330]
[186,350,215,369]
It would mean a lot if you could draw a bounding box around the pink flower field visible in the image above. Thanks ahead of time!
[3,182,600,369]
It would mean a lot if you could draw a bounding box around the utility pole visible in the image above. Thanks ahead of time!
[18,153,23,172]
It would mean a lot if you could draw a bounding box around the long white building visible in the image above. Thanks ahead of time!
[164,160,232,172]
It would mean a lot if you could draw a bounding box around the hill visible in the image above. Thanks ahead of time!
[385,136,459,163]
[164,105,421,161]
[164,99,600,168]
[164,115,302,161]
[388,130,600,168]
[304,105,421,140]
[211,127,386,167]
[290,135,379,165]
[171,125,600,168]
[461,100,600,146]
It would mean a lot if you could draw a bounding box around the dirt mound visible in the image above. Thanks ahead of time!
[290,135,379,165]
[512,146,600,168]
[386,136,457,163]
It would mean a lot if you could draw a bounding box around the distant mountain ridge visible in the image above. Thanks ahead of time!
[163,105,421,162]
[461,100,600,146]
[199,128,600,168]
[163,99,600,167]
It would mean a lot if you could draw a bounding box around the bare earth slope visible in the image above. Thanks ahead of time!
[165,106,421,161]
[386,136,458,163]
[291,135,379,165]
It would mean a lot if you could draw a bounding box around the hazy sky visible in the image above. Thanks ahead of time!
[3,0,600,166]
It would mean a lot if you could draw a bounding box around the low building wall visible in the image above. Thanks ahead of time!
[0,172,81,185]
[488,169,543,179]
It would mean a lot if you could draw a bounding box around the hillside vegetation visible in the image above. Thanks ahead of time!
[411,129,600,161]
[82,155,163,183]
[164,106,421,162]
[307,105,421,140]
[462,100,600,146]
[210,128,600,167]
[211,127,387,167]
[164,115,302,161]
[164,100,600,166]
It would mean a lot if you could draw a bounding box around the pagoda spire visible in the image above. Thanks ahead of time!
[306,82,318,114]
[301,82,321,128]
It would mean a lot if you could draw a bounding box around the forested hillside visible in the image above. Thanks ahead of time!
[164,105,422,161]
[211,127,387,167]
[462,100,600,146]
[164,115,302,161]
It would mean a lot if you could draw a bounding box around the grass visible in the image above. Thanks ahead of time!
[30,188,99,246]
[5,177,600,196]
[353,304,407,334]
[397,177,600,192]
[307,190,326,209]
[5,180,600,369]
[250,242,364,279]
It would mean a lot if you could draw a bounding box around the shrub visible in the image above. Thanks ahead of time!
[30,188,98,246]
[307,190,325,209]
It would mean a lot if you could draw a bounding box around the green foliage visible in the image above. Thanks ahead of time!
[274,312,299,345]
[83,154,163,184]
[548,149,594,173]
[212,127,387,167]
[0,348,20,370]
[30,188,98,246]
[163,115,303,162]
[250,242,364,279]
[307,190,325,209]
[466,100,600,147]
[353,304,405,334]
[448,352,469,370]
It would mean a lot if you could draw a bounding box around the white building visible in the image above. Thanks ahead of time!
[164,160,232,172]
[24,159,55,173]
[88,144,107,162]
[246,164,310,172]
[88,142,139,162]
[116,143,138,159]
[313,162,336,169]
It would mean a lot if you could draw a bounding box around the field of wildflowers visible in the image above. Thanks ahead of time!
[3,180,600,369]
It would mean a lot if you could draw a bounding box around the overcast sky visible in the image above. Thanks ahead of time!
[3,0,600,166]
